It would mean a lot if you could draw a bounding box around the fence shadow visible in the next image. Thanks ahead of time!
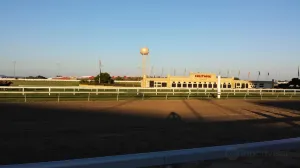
[251,100,300,112]
[1,101,300,165]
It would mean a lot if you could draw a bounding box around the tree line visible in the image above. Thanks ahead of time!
[276,78,300,89]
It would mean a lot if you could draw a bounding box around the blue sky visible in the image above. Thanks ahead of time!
[0,0,299,80]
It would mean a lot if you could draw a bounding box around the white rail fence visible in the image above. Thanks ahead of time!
[1,137,300,168]
[0,87,300,102]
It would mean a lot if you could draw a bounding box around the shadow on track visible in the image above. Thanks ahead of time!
[182,100,203,120]
[252,100,300,112]
[1,100,300,165]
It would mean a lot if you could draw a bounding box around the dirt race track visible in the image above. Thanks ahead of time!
[0,99,300,165]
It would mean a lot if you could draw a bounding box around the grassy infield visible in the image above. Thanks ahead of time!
[10,80,80,86]
[0,88,299,102]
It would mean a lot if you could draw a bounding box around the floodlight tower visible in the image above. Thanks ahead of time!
[140,47,149,78]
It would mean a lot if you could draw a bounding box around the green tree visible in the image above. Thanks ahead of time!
[36,75,47,79]
[115,76,123,80]
[288,78,300,88]
[94,72,114,84]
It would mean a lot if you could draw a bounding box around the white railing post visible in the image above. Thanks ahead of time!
[156,89,157,95]
[205,89,207,95]
[22,88,24,95]
[137,89,139,95]
[234,89,235,95]
[96,89,98,95]
[57,93,60,102]
[173,89,174,95]
[284,89,286,95]
[49,88,51,96]
[117,89,119,101]
[260,89,262,95]
[294,89,296,95]
[217,75,221,99]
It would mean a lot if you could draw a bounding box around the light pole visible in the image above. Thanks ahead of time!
[137,66,142,80]
[98,60,102,84]
[56,63,61,76]
[13,61,16,78]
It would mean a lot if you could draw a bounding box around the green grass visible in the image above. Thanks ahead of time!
[10,80,79,86]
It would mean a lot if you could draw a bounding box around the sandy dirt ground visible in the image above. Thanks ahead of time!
[0,99,300,165]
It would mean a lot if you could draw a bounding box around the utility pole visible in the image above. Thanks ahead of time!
[56,63,61,76]
[99,60,102,84]
[13,61,16,78]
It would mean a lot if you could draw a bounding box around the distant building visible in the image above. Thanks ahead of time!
[141,72,274,89]
[76,76,95,80]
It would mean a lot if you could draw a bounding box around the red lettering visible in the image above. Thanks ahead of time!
[195,75,211,78]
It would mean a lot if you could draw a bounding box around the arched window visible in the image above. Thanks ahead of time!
[188,82,192,88]
[208,82,212,88]
[193,82,197,88]
[223,83,227,88]
[183,82,187,87]
[172,82,176,87]
[198,82,203,88]
[246,84,249,88]
[228,83,232,88]
[213,82,217,88]
[177,82,181,88]
[203,82,207,88]
[241,83,245,88]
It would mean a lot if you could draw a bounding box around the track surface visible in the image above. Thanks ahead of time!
[0,99,300,165]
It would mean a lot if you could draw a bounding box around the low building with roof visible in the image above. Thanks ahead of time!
[141,72,274,89]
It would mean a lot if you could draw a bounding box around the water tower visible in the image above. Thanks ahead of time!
[140,47,149,78]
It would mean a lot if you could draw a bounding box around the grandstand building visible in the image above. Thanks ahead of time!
[141,72,274,89]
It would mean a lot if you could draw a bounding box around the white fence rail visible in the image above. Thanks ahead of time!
[1,137,300,168]
[0,87,300,102]
[1,86,300,91]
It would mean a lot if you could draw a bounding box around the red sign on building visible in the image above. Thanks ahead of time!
[195,74,211,78]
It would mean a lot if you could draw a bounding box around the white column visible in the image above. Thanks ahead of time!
[217,75,221,99]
